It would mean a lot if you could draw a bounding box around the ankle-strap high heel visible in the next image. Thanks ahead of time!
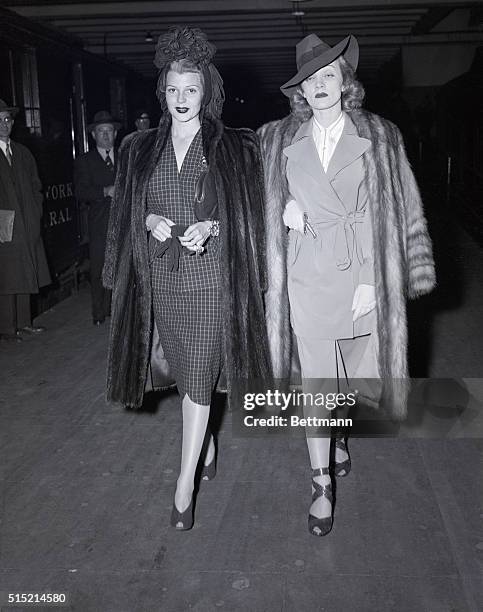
[201,437,217,481]
[200,455,216,481]
[308,467,333,537]
[170,498,194,531]
[334,436,351,477]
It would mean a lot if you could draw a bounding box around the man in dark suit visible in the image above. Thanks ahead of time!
[74,110,120,325]
[0,99,51,342]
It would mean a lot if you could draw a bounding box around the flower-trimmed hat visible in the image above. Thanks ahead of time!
[281,33,359,97]
[154,26,225,119]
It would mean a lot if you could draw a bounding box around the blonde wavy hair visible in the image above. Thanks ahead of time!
[290,56,365,120]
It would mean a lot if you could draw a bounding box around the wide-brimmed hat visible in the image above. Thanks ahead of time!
[87,110,121,131]
[0,99,18,116]
[281,33,359,97]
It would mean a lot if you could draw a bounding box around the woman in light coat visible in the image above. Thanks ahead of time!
[258,33,435,536]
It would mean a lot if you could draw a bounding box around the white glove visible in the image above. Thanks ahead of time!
[282,199,305,234]
[352,284,376,321]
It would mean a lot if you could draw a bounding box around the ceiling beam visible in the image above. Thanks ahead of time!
[7,0,478,19]
[58,17,421,31]
[85,29,483,54]
[81,27,414,45]
[41,9,428,27]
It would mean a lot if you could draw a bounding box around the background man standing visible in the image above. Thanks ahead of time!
[133,109,150,132]
[0,99,51,342]
[74,110,119,325]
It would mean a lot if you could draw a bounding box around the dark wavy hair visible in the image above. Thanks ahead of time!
[154,27,224,119]
[156,58,205,107]
[290,56,365,120]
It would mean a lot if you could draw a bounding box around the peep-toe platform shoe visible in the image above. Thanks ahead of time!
[170,498,194,531]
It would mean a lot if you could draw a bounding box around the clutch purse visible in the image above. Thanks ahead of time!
[0,209,15,242]
[194,158,218,221]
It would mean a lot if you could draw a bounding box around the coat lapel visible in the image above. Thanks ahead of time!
[283,119,324,187]
[326,115,371,183]
[283,117,350,214]
[0,146,13,175]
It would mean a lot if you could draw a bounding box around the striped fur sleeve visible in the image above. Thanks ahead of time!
[396,130,436,298]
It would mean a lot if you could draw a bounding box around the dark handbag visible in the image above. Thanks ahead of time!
[194,159,218,221]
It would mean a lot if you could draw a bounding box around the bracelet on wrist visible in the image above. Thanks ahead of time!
[209,219,220,237]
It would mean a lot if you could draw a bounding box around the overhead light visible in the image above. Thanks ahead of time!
[145,31,153,42]
[291,1,306,17]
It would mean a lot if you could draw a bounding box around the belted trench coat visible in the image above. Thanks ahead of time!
[258,109,436,419]
[283,114,374,340]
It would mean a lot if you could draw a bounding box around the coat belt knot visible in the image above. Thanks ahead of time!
[312,209,365,270]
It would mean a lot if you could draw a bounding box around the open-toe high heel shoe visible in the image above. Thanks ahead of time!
[308,467,333,537]
[334,436,351,477]
[170,497,194,531]
[200,454,216,481]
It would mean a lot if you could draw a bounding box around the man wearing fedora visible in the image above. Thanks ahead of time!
[133,109,150,133]
[258,34,435,535]
[74,110,120,325]
[0,99,51,342]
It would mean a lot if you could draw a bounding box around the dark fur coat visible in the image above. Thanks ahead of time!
[257,109,436,419]
[103,114,271,408]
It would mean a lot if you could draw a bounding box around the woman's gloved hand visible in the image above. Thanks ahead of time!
[352,284,376,321]
[282,199,305,234]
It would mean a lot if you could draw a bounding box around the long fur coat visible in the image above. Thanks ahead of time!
[257,109,436,419]
[103,114,272,408]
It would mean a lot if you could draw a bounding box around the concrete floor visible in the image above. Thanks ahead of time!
[1,217,483,611]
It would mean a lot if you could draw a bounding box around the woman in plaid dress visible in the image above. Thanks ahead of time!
[145,57,222,532]
[103,27,271,531]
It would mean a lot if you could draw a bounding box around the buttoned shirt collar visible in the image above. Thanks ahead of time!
[0,138,11,156]
[312,111,345,172]
[97,146,114,163]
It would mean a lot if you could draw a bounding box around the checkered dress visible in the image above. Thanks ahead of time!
[148,129,222,405]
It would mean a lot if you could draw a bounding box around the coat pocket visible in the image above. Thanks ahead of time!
[287,230,302,266]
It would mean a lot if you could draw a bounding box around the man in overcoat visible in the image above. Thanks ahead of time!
[74,111,120,325]
[0,99,51,342]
